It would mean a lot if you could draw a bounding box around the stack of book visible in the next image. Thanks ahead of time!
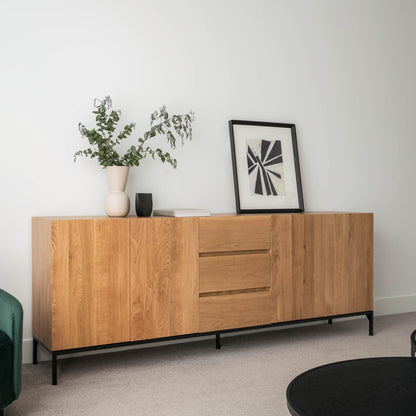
[152,208,211,217]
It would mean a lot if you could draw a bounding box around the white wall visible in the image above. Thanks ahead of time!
[1,0,415,358]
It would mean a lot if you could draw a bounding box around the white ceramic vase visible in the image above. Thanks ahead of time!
[104,166,130,217]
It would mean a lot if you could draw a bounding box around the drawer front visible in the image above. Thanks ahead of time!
[199,291,272,332]
[200,253,271,293]
[199,216,271,253]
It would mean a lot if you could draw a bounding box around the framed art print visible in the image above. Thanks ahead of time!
[229,120,304,213]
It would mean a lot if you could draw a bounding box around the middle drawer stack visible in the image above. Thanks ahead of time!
[198,216,273,332]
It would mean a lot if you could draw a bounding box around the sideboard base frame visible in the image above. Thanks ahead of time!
[33,310,373,385]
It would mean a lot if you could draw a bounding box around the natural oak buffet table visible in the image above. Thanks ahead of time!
[32,212,373,384]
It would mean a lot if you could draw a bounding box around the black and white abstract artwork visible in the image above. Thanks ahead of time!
[246,139,286,196]
[229,120,303,213]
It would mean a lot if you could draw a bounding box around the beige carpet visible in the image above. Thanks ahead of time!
[7,312,416,415]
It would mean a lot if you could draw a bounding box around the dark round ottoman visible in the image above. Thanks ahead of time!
[287,357,416,416]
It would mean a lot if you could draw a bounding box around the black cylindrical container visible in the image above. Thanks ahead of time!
[135,193,153,217]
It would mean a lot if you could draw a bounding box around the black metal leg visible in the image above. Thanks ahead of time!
[216,333,221,349]
[0,408,4,416]
[33,338,38,365]
[328,318,333,325]
[366,312,374,336]
[52,352,58,385]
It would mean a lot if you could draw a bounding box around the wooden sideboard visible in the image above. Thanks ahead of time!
[32,212,373,384]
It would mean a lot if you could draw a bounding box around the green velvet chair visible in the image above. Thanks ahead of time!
[0,289,23,416]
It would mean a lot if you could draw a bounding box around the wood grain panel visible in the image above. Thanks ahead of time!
[51,219,130,350]
[324,213,373,315]
[200,253,271,293]
[32,218,52,349]
[199,216,271,253]
[131,218,199,341]
[199,291,272,332]
[299,215,325,319]
[272,215,326,321]
[271,215,293,322]
[272,213,373,323]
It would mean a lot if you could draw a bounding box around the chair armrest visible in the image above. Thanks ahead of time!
[0,289,23,400]
[411,329,416,358]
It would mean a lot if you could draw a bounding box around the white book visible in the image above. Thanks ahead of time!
[153,208,211,217]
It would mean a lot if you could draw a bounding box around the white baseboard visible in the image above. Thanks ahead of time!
[374,293,416,316]
[22,293,416,364]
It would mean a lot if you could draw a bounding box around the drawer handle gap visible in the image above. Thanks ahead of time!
[199,287,270,297]
[199,249,270,258]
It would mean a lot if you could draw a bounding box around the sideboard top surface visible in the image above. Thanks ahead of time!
[32,212,373,221]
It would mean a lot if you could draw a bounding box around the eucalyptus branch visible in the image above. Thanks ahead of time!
[136,111,194,157]
[74,96,195,168]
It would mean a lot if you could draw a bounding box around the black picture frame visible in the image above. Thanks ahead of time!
[229,120,304,214]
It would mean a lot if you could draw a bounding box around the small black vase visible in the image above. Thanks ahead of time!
[135,193,153,217]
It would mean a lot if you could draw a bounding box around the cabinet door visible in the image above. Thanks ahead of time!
[272,215,325,322]
[131,218,199,341]
[51,219,130,350]
[324,213,373,315]
[272,213,373,323]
